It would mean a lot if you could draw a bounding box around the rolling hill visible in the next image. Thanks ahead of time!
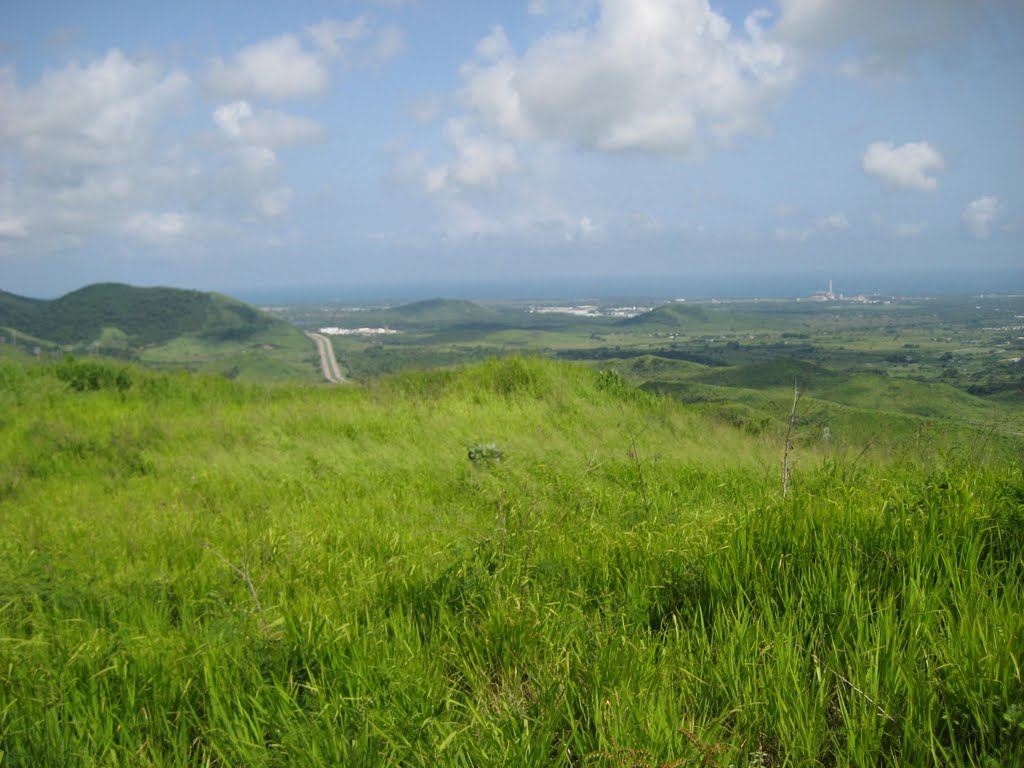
[332,298,501,330]
[618,302,710,328]
[0,283,321,383]
[0,283,279,346]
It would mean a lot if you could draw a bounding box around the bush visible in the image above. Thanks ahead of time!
[55,355,133,393]
[468,442,503,463]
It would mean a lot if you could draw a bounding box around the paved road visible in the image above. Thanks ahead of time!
[305,332,346,383]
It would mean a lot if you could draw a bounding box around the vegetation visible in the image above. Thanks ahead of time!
[0,353,1021,766]
[0,284,320,384]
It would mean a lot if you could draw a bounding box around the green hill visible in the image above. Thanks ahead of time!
[0,283,278,346]
[639,357,1022,437]
[696,358,840,389]
[391,298,497,322]
[618,302,710,328]
[329,298,501,331]
[0,283,321,383]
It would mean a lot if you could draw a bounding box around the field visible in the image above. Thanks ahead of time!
[1,348,1022,766]
[280,293,1024,395]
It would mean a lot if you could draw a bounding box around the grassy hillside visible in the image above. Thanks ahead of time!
[0,355,1021,766]
[326,298,502,331]
[0,283,322,383]
[618,302,710,328]
[0,283,275,345]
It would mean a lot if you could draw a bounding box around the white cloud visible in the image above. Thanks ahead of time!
[0,217,28,238]
[213,100,324,147]
[425,119,520,193]
[235,145,278,175]
[963,196,1002,239]
[306,17,371,58]
[372,26,405,65]
[0,51,196,255]
[458,0,796,157]
[862,141,944,191]
[257,187,293,218]
[0,51,189,167]
[306,17,403,67]
[206,35,328,101]
[212,100,252,138]
[123,211,186,242]
[475,26,512,60]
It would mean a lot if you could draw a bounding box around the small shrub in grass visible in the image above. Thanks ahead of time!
[468,442,503,463]
[55,354,132,392]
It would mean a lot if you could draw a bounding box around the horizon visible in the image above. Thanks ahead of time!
[6,265,1024,305]
[2,1,1022,297]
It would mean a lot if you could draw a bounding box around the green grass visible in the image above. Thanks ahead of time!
[0,356,1021,766]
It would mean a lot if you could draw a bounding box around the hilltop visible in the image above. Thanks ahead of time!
[329,298,501,330]
[617,302,710,328]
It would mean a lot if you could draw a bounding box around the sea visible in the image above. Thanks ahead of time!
[234,268,1024,305]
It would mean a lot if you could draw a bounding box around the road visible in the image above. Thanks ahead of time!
[305,332,346,383]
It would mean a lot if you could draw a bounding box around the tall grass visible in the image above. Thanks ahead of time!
[0,356,1021,766]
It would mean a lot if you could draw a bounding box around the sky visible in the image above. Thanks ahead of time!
[1,0,1023,298]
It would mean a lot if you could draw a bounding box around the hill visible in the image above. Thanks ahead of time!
[0,283,321,383]
[332,298,501,330]
[0,283,279,346]
[695,358,841,389]
[617,302,710,328]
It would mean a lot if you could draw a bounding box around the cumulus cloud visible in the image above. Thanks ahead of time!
[862,141,944,191]
[206,35,328,101]
[474,26,512,60]
[424,119,520,193]
[305,16,403,67]
[457,0,796,157]
[0,50,189,167]
[306,17,371,58]
[210,102,320,217]
[213,100,324,147]
[0,51,195,255]
[963,196,1002,239]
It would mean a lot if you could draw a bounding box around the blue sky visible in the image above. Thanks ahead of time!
[1,0,1022,297]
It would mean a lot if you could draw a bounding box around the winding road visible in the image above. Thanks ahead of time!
[306,332,346,384]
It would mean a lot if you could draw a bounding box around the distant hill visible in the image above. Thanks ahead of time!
[618,303,710,328]
[0,283,278,346]
[695,359,840,390]
[338,298,501,329]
